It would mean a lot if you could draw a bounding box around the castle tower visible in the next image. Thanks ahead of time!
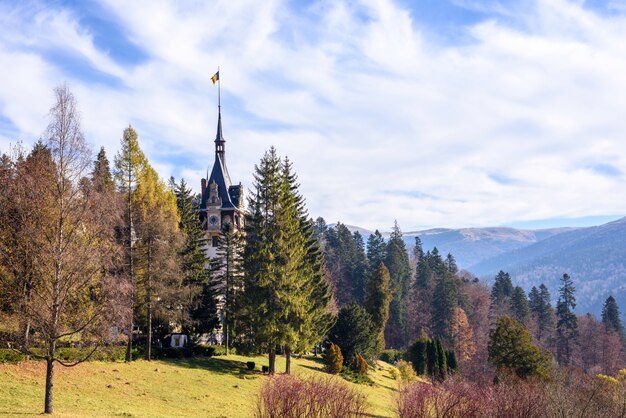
[199,106,244,258]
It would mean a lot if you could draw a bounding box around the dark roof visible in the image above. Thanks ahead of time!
[207,153,235,209]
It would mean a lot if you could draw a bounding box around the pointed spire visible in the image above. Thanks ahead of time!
[215,106,224,144]
[215,106,225,162]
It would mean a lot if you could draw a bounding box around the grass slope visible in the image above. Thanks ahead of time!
[0,354,399,417]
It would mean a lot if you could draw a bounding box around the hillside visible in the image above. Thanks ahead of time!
[469,217,626,314]
[402,227,573,268]
[337,223,572,268]
[0,355,398,418]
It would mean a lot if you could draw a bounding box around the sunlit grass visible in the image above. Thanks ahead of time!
[0,354,401,417]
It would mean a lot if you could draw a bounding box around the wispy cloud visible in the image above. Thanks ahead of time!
[0,0,625,230]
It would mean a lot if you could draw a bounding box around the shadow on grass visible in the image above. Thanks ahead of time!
[157,357,256,376]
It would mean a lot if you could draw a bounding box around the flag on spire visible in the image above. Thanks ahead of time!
[211,71,219,84]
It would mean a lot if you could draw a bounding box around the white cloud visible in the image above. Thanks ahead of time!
[0,0,625,231]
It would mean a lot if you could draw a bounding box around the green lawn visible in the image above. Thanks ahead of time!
[0,354,400,417]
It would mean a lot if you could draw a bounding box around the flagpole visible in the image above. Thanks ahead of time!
[217,66,221,110]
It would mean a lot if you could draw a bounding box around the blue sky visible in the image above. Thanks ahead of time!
[1,0,626,230]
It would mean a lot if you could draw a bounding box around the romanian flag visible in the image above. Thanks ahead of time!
[211,71,219,84]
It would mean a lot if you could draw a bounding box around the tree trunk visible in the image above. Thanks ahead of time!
[285,346,291,375]
[126,315,133,362]
[146,242,152,361]
[225,322,229,356]
[44,357,54,414]
[268,346,276,375]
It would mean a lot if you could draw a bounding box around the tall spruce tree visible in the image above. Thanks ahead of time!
[556,273,578,366]
[385,221,411,348]
[364,262,392,354]
[601,296,624,336]
[280,157,333,373]
[490,270,514,321]
[510,286,530,324]
[532,284,555,344]
[242,149,331,374]
[351,231,369,304]
[366,230,387,271]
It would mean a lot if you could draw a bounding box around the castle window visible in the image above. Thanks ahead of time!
[212,236,218,247]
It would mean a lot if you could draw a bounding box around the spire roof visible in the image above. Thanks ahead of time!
[215,106,224,144]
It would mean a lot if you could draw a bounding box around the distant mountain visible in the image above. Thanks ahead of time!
[469,217,626,315]
[332,218,626,315]
[336,223,573,269]
[402,227,574,269]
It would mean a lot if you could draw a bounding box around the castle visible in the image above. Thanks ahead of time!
[199,106,244,257]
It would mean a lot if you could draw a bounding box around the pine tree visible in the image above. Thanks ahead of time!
[351,231,369,304]
[532,284,555,344]
[329,303,376,364]
[385,221,411,348]
[489,316,550,379]
[91,147,115,192]
[366,230,387,270]
[490,270,513,320]
[412,236,424,264]
[556,273,578,366]
[510,286,530,324]
[435,337,447,381]
[432,269,458,341]
[241,149,332,374]
[601,296,624,336]
[364,262,392,354]
[445,253,458,275]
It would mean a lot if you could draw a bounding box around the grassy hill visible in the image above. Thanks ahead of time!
[0,354,399,417]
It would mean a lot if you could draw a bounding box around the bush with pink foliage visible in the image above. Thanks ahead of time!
[255,374,368,418]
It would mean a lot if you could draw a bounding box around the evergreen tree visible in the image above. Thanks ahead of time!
[435,337,447,381]
[242,149,332,374]
[531,284,555,344]
[328,303,376,364]
[556,273,578,366]
[445,253,458,275]
[412,236,424,263]
[351,231,369,304]
[601,296,624,336]
[490,270,513,320]
[510,286,530,324]
[385,221,411,348]
[407,336,428,375]
[364,262,392,354]
[91,147,114,192]
[366,230,387,271]
[432,269,458,341]
[488,316,550,379]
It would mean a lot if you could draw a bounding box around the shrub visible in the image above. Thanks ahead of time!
[380,349,402,364]
[255,374,367,418]
[396,379,483,418]
[352,353,368,375]
[341,368,374,386]
[262,365,269,374]
[395,360,417,383]
[247,361,256,371]
[0,349,24,363]
[325,343,343,374]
